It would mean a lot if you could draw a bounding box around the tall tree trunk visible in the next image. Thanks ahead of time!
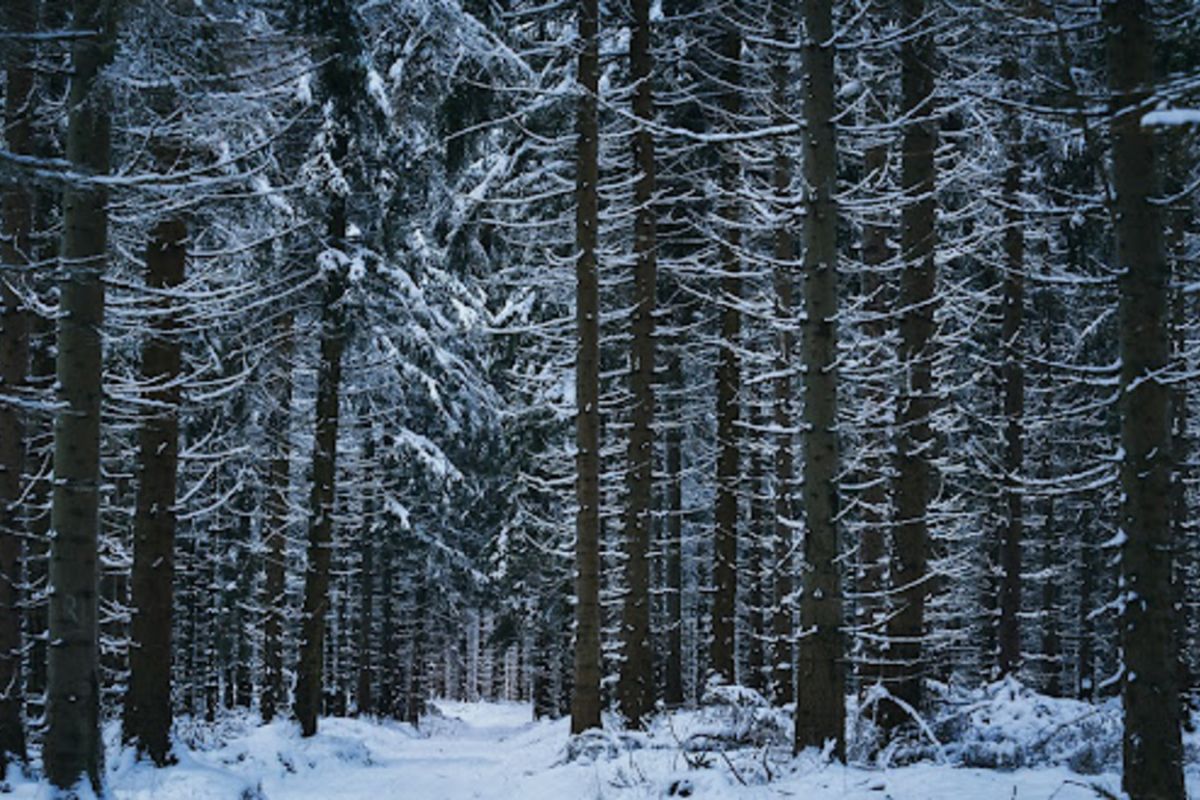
[25,0,68,725]
[1169,232,1193,723]
[996,55,1025,680]
[710,21,742,686]
[45,0,120,791]
[663,335,684,706]
[883,0,937,731]
[769,0,797,708]
[295,204,349,737]
[123,217,185,765]
[795,0,845,757]
[23,308,53,725]
[745,417,767,695]
[1039,498,1060,696]
[405,579,426,726]
[1104,1,1185,796]
[856,62,892,699]
[356,428,376,715]
[378,519,396,718]
[570,0,603,736]
[1076,507,1096,700]
[0,0,37,770]
[261,309,295,724]
[618,0,657,728]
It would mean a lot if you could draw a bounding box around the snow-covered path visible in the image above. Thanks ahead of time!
[265,701,573,800]
[11,701,1195,798]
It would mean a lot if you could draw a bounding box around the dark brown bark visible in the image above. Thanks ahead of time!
[996,56,1025,679]
[356,430,376,715]
[405,580,426,726]
[570,0,603,736]
[745,410,767,695]
[123,217,186,766]
[0,0,37,770]
[883,0,937,730]
[1077,509,1096,700]
[710,22,742,686]
[1039,501,1060,696]
[23,307,53,724]
[856,73,892,697]
[1104,1,1185,796]
[1169,234,1193,722]
[26,2,69,715]
[663,338,684,707]
[378,519,397,717]
[618,0,657,728]
[769,1,796,707]
[261,310,295,724]
[45,0,120,791]
[795,0,845,757]
[295,204,349,737]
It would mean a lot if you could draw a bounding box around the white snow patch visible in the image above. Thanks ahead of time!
[1142,108,1200,127]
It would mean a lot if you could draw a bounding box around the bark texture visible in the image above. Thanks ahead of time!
[996,55,1025,680]
[769,0,796,708]
[0,0,37,769]
[884,0,937,730]
[618,0,657,728]
[570,0,603,735]
[45,0,121,790]
[1105,1,1186,796]
[795,0,845,757]
[261,310,294,724]
[663,306,686,708]
[356,429,376,715]
[856,62,892,696]
[710,22,742,686]
[295,207,349,737]
[123,218,186,765]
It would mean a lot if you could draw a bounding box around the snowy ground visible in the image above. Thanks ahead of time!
[9,698,1199,798]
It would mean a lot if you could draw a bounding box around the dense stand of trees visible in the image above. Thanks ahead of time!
[0,0,1198,798]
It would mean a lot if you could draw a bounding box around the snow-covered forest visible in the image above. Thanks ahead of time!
[1,0,1199,797]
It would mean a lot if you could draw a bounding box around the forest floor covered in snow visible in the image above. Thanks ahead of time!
[8,683,1200,799]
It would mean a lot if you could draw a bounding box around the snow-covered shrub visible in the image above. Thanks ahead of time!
[930,677,1122,771]
[677,681,790,752]
[564,727,646,763]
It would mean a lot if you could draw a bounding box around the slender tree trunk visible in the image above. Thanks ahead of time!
[261,310,294,724]
[663,338,684,706]
[405,580,426,727]
[123,217,185,765]
[883,0,937,730]
[1169,235,1193,723]
[1104,1,1185,796]
[378,521,396,718]
[745,415,766,695]
[710,21,742,686]
[23,308,53,724]
[356,430,376,715]
[1077,508,1096,700]
[1039,498,1060,696]
[996,55,1025,680]
[25,0,69,725]
[295,203,349,737]
[618,0,657,728]
[857,75,892,698]
[233,485,254,709]
[570,0,603,736]
[769,1,797,707]
[0,0,37,770]
[795,0,845,757]
[45,0,120,790]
